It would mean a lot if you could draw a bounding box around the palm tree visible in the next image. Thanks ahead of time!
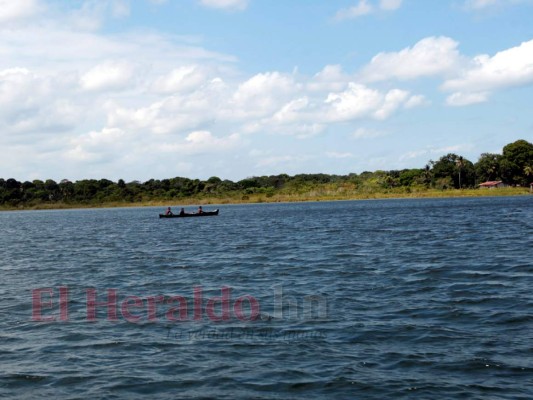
[455,156,465,189]
[423,164,432,187]
[524,165,533,182]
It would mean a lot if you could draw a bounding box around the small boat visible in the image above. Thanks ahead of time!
[159,209,219,218]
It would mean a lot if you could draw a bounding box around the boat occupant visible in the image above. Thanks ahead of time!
[165,207,173,215]
[179,208,185,216]
[198,206,203,214]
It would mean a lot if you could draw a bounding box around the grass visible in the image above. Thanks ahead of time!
[1,187,530,212]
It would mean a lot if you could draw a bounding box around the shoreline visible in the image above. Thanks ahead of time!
[1,187,530,212]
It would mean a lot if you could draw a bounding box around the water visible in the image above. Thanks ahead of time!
[1,196,532,399]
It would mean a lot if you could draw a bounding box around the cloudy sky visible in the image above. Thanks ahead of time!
[1,0,532,181]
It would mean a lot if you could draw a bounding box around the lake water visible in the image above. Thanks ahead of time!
[1,196,532,399]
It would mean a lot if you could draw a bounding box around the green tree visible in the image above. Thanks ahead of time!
[431,154,475,189]
[501,139,533,185]
[475,153,502,182]
[399,169,424,187]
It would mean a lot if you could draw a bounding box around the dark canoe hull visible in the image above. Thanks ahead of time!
[159,209,219,218]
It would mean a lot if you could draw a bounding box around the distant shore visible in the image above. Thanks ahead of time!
[1,187,530,211]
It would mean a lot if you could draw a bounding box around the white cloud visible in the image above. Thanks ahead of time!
[324,83,418,121]
[199,0,248,11]
[358,35,533,107]
[404,95,429,108]
[335,0,373,20]
[360,36,462,82]
[334,0,403,20]
[0,0,42,23]
[67,127,126,160]
[80,61,136,92]
[374,89,410,119]
[156,131,242,155]
[0,68,80,136]
[307,65,349,92]
[231,72,300,118]
[446,91,489,106]
[270,97,310,125]
[151,65,214,94]
[324,83,383,121]
[67,0,130,31]
[442,39,533,102]
[0,5,450,181]
[67,127,242,168]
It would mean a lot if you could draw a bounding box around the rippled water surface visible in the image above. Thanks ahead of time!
[1,197,532,399]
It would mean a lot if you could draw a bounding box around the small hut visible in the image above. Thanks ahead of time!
[479,181,507,189]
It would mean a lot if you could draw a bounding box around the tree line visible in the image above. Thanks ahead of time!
[1,139,532,207]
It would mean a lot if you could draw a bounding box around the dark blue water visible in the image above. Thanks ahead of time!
[1,197,532,399]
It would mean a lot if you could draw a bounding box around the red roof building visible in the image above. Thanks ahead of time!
[479,181,507,189]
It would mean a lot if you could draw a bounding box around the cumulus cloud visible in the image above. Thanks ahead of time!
[446,92,489,106]
[80,61,136,92]
[442,39,533,97]
[324,83,419,121]
[230,72,300,118]
[404,95,429,108]
[0,68,80,136]
[324,84,383,120]
[151,65,214,94]
[0,2,431,180]
[270,98,310,125]
[67,127,127,162]
[307,65,349,92]
[356,35,533,106]
[360,36,462,82]
[439,39,533,106]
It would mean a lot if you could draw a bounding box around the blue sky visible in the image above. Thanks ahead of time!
[1,0,532,181]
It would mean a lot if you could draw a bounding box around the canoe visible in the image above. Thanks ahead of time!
[159,209,219,218]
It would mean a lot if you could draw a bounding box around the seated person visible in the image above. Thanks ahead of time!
[165,207,173,215]
[198,206,203,214]
[179,208,185,216]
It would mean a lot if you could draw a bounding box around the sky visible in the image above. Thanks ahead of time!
[1,0,533,182]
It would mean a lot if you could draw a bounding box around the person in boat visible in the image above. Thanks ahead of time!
[197,206,203,214]
[165,207,173,216]
[179,208,185,216]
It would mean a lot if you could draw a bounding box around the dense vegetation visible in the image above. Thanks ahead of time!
[1,139,532,209]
